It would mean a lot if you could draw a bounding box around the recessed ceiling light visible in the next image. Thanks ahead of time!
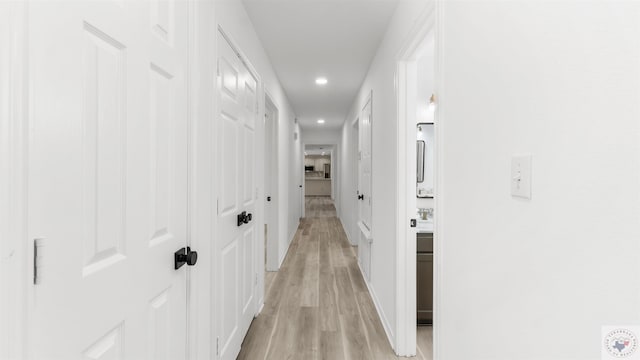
[317,119,325,124]
[315,77,328,85]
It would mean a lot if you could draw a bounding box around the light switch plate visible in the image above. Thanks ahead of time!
[511,153,532,199]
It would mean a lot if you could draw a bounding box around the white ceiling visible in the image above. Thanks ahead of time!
[305,144,334,155]
[243,0,399,129]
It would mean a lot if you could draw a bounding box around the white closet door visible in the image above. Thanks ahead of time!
[28,1,189,358]
[216,30,259,360]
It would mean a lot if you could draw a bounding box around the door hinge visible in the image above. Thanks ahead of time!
[216,337,219,356]
[255,273,258,286]
[34,238,45,285]
[216,198,220,215]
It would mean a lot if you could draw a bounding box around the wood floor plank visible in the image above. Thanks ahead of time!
[264,311,297,359]
[236,315,276,360]
[320,331,345,360]
[295,307,320,359]
[301,231,320,307]
[416,326,433,360]
[334,266,360,316]
[339,313,373,360]
[318,269,340,332]
[355,291,397,359]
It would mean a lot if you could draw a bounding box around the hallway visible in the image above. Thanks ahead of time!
[238,197,429,359]
[6,1,640,358]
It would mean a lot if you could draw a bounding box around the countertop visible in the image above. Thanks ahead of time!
[416,219,433,233]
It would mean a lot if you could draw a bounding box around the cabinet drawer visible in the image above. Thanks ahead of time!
[417,232,433,253]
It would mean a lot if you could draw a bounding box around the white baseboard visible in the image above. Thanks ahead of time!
[255,302,264,317]
[278,246,287,268]
[339,217,356,246]
[357,261,396,351]
[288,227,296,246]
[278,225,299,268]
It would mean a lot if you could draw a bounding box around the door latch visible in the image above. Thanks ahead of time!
[358,194,364,200]
[267,196,271,202]
[410,219,417,228]
[237,211,253,226]
[175,247,198,270]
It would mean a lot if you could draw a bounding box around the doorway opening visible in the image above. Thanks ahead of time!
[304,145,333,195]
[396,4,435,358]
[302,144,336,218]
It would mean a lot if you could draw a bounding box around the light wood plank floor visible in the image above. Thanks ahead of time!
[304,196,337,218]
[239,197,432,360]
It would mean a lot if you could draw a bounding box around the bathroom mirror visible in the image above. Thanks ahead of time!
[417,141,425,183]
[417,123,434,198]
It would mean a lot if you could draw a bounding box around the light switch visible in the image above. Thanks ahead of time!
[511,154,532,199]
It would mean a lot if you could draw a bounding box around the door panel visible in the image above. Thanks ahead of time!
[242,227,255,312]
[81,22,127,277]
[217,31,259,360]
[28,1,189,358]
[243,126,255,205]
[82,324,124,360]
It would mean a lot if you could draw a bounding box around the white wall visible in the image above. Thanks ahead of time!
[215,0,301,298]
[337,0,431,348]
[0,3,27,358]
[438,2,640,359]
[191,1,217,357]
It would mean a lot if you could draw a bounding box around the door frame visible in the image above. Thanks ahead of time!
[348,117,359,246]
[187,0,216,358]
[264,93,279,272]
[301,143,338,209]
[0,1,28,358]
[394,2,437,357]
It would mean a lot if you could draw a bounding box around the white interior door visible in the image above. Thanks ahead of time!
[28,1,189,358]
[359,95,373,230]
[264,99,279,272]
[351,119,359,246]
[216,30,259,360]
[357,94,373,280]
